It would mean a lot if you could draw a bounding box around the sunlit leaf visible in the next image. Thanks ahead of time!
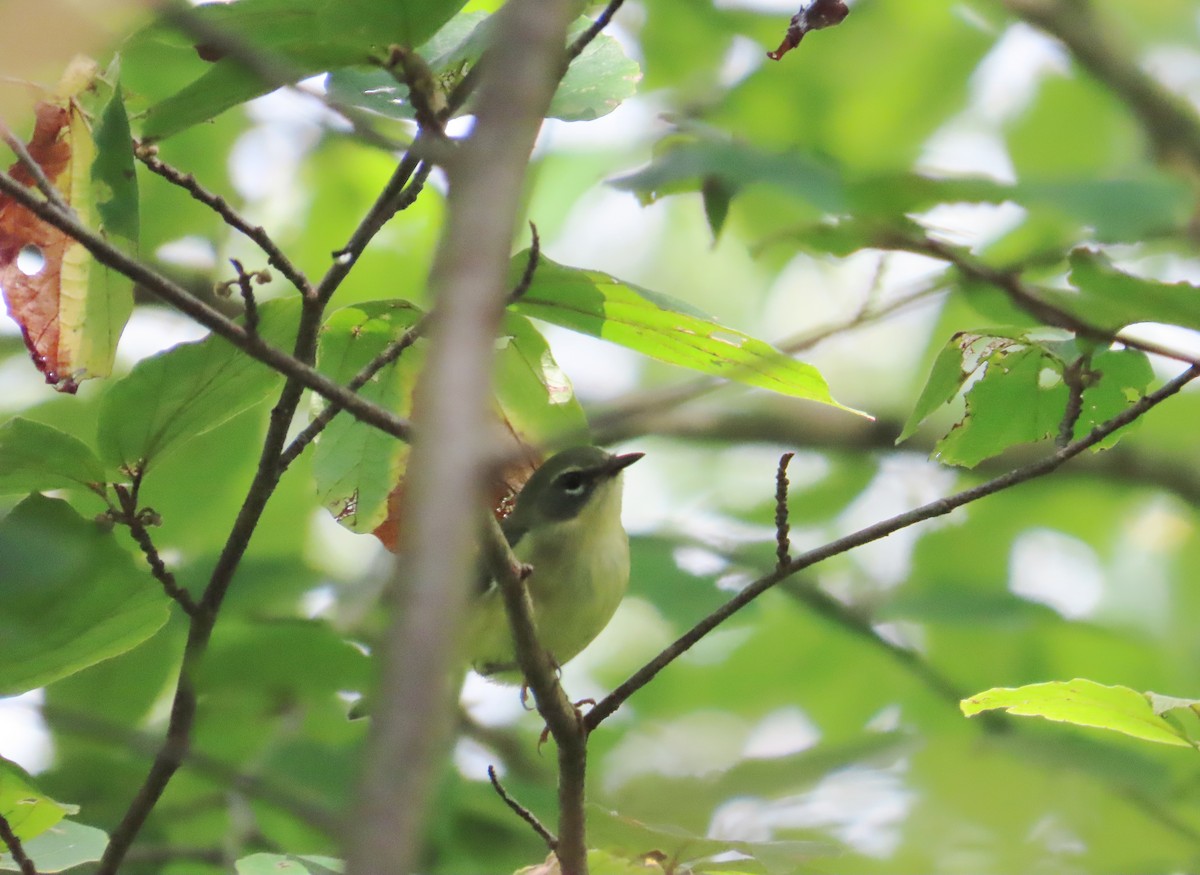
[0,495,169,696]
[551,20,641,121]
[510,254,860,413]
[962,680,1196,748]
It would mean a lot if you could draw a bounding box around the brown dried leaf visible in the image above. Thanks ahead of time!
[767,0,849,61]
[0,101,80,391]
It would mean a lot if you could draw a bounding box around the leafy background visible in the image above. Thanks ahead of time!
[4,0,1200,873]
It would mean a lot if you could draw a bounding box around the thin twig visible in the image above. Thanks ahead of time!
[135,146,312,295]
[565,0,628,63]
[0,812,38,875]
[488,765,558,850]
[318,154,426,305]
[1057,356,1089,448]
[0,116,69,214]
[508,222,541,305]
[111,482,197,616]
[586,364,1200,730]
[774,452,794,570]
[0,169,414,443]
[886,229,1200,368]
[385,46,448,140]
[221,258,264,335]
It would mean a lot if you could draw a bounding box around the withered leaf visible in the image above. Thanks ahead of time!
[767,0,849,61]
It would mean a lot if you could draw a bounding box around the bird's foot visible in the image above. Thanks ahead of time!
[540,696,595,748]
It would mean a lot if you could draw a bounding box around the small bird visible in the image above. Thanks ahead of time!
[467,446,643,682]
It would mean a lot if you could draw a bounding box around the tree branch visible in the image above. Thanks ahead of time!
[0,170,414,443]
[344,1,577,873]
[0,813,37,875]
[586,364,1200,729]
[1003,0,1200,176]
[135,146,312,295]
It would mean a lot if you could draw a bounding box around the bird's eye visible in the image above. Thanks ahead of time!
[557,471,585,494]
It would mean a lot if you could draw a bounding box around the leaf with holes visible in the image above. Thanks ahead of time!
[0,756,76,843]
[313,300,425,537]
[0,61,136,393]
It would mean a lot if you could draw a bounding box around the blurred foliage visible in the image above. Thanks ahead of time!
[3,0,1200,874]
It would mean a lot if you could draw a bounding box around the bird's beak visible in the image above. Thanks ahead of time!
[605,451,644,476]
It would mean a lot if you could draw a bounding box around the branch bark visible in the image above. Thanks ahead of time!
[344,1,576,873]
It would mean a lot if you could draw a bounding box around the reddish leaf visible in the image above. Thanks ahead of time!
[0,102,79,391]
[766,0,849,61]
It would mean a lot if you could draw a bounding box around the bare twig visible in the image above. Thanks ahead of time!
[565,0,628,63]
[223,259,263,335]
[508,222,541,305]
[585,364,1200,730]
[135,146,312,295]
[110,481,197,616]
[1057,356,1089,448]
[488,765,558,851]
[774,452,794,570]
[0,812,38,875]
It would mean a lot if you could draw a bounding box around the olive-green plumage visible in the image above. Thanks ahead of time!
[467,446,642,681]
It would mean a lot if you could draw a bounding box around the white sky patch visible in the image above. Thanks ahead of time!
[0,691,53,774]
[967,23,1069,124]
[834,455,958,590]
[742,706,821,759]
[155,235,218,272]
[602,710,750,794]
[708,764,914,857]
[1009,528,1104,620]
[115,306,211,365]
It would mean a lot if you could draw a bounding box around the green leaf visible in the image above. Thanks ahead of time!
[140,0,468,140]
[897,335,980,443]
[935,343,1068,467]
[96,298,299,472]
[610,137,845,214]
[1046,248,1200,333]
[313,300,424,533]
[1073,348,1154,445]
[90,79,139,246]
[0,418,105,494]
[0,758,75,842]
[550,21,641,121]
[493,313,588,447]
[236,853,343,874]
[962,680,1196,748]
[0,820,106,873]
[510,254,859,412]
[0,494,170,696]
